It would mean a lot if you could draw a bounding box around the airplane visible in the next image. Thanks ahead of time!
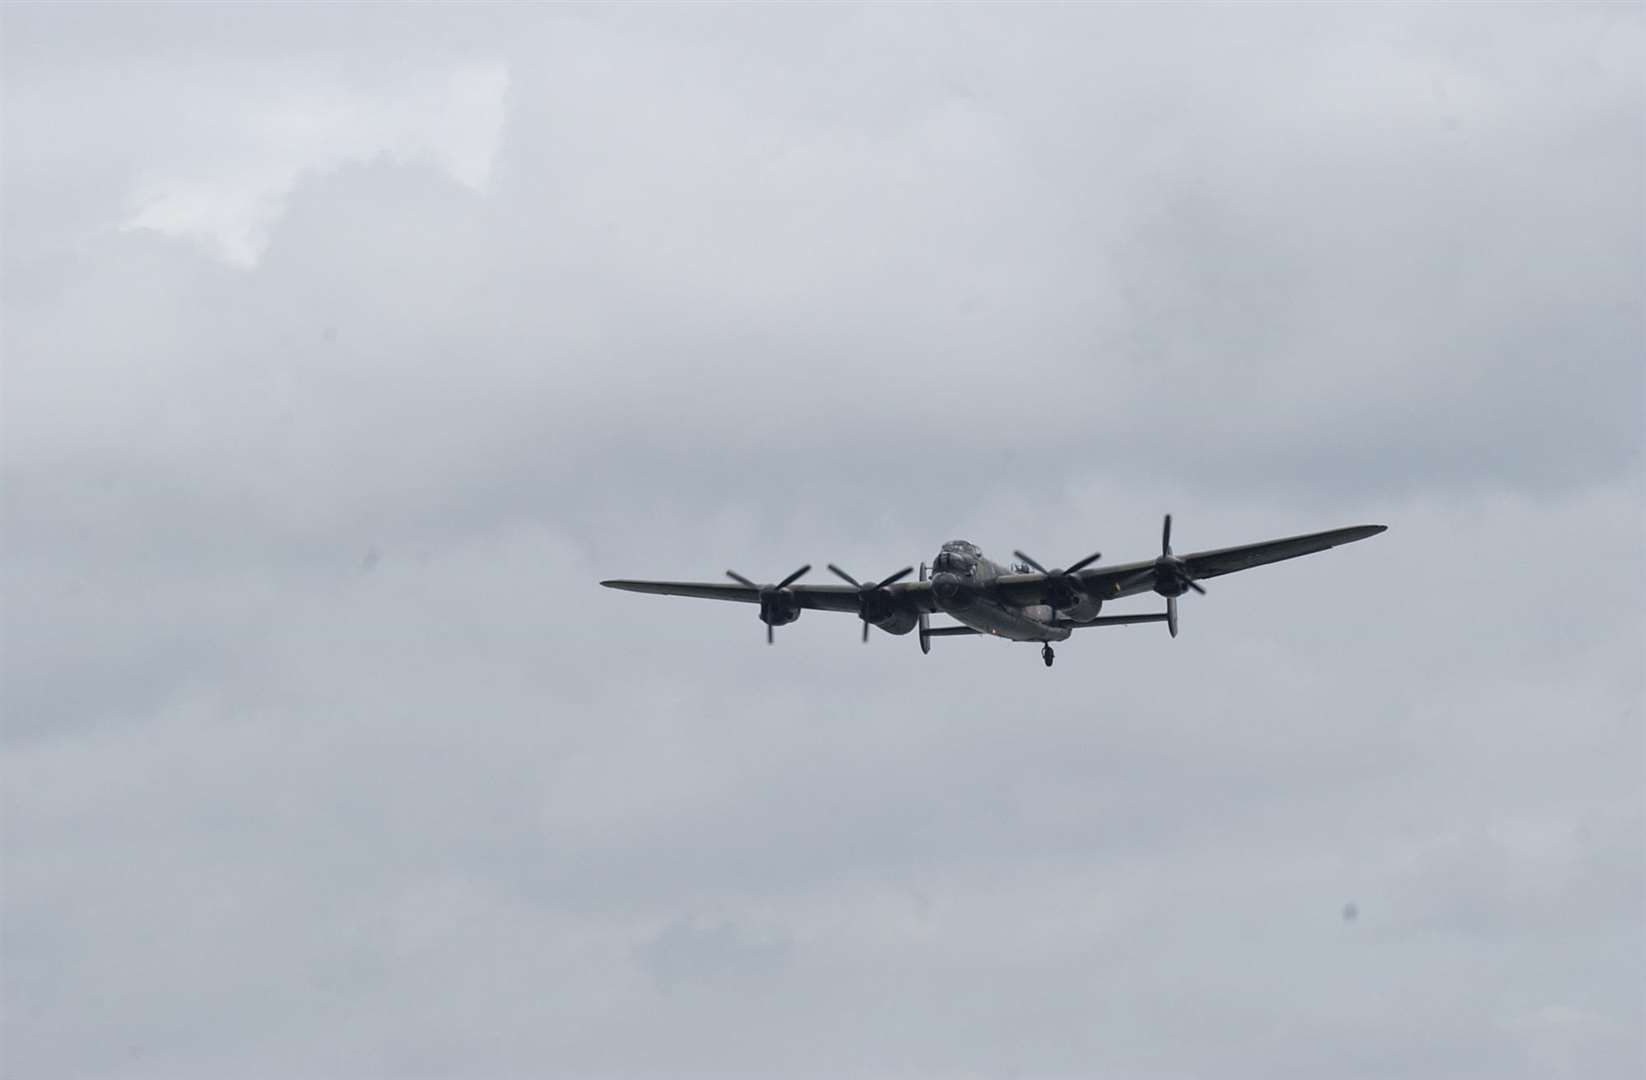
[600,515,1386,667]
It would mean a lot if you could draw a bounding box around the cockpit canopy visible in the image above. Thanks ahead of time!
[932,540,981,576]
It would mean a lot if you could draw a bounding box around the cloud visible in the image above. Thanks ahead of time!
[119,63,508,267]
[3,4,1643,1079]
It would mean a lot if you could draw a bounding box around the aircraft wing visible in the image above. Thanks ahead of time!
[599,578,938,614]
[992,524,1386,606]
[602,524,1384,614]
[1170,524,1386,581]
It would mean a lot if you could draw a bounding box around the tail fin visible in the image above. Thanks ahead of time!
[918,561,931,655]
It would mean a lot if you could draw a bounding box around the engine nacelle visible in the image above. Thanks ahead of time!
[1152,555,1193,598]
[758,591,802,627]
[1057,596,1104,623]
[872,610,919,636]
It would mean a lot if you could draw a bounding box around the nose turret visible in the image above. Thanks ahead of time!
[930,571,974,609]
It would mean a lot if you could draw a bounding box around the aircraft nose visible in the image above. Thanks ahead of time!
[930,572,973,608]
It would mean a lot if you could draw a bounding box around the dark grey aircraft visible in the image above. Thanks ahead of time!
[601,515,1385,667]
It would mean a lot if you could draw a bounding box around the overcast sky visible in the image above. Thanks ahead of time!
[3,3,1643,1078]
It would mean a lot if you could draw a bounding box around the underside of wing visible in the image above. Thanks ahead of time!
[600,578,936,615]
[1181,524,1387,580]
[601,579,762,604]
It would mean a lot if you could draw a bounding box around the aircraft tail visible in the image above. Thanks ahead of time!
[918,562,930,654]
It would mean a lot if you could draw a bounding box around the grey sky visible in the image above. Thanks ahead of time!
[3,3,1643,1078]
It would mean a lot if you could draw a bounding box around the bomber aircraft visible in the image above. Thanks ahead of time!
[601,515,1385,667]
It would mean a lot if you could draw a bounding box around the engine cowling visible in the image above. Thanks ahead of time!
[825,563,919,644]
[1057,595,1104,623]
[727,564,811,645]
[871,610,919,636]
[1152,556,1193,598]
[758,591,802,627]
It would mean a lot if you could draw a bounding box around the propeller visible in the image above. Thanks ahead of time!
[1155,514,1204,639]
[1011,547,1103,611]
[827,563,915,641]
[726,564,811,644]
[1109,515,1208,637]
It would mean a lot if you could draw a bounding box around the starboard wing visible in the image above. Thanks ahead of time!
[991,524,1386,606]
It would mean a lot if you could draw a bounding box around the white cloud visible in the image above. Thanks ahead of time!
[121,63,507,267]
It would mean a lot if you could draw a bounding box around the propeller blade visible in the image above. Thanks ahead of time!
[1167,595,1178,638]
[1162,514,1173,556]
[776,564,811,589]
[826,564,861,587]
[726,570,758,588]
[1188,580,1207,595]
[1066,550,1103,574]
[829,564,911,643]
[875,566,915,589]
[1013,551,1049,575]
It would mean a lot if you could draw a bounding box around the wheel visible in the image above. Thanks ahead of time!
[1041,644,1055,667]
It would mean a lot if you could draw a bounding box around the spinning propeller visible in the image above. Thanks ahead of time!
[827,564,915,641]
[726,564,811,644]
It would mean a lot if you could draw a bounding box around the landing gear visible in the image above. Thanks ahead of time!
[1041,644,1055,668]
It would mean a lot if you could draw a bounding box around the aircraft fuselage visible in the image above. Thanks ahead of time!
[928,540,1072,643]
